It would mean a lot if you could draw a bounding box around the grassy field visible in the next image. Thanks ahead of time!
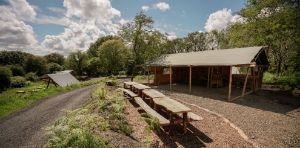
[0,79,102,118]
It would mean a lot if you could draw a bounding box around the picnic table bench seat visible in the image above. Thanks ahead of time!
[134,97,170,126]
[178,112,203,121]
[119,88,137,99]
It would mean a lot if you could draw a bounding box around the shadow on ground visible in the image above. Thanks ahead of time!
[149,83,300,115]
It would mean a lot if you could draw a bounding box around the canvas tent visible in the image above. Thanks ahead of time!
[147,46,269,101]
[45,72,80,87]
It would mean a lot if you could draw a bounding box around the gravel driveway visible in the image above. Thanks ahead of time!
[0,85,95,148]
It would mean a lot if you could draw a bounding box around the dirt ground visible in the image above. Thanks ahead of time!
[154,84,300,147]
[0,85,96,148]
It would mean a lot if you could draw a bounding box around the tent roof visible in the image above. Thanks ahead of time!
[149,46,268,66]
[47,72,79,87]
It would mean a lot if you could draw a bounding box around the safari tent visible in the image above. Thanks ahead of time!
[147,46,269,101]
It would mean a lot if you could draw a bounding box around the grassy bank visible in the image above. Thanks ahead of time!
[44,84,132,147]
[263,72,300,88]
[0,79,102,118]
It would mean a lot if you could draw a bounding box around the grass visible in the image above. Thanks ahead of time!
[0,79,103,118]
[263,72,300,88]
[44,83,132,147]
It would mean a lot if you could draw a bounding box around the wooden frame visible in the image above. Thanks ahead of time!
[228,66,232,100]
[189,65,192,93]
[169,65,172,90]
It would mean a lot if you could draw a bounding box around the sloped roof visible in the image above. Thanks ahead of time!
[47,72,80,87]
[149,46,267,66]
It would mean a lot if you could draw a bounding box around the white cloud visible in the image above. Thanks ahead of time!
[48,7,66,14]
[8,0,37,21]
[141,5,150,11]
[141,2,170,12]
[41,0,122,55]
[154,2,170,11]
[204,8,242,32]
[166,32,177,40]
[0,3,38,50]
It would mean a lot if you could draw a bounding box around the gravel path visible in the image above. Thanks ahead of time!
[0,85,96,148]
[156,85,300,147]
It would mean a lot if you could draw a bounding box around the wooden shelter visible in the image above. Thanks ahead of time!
[42,71,80,88]
[147,46,269,101]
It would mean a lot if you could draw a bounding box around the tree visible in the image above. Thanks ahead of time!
[0,67,12,91]
[98,39,129,75]
[25,56,47,76]
[87,35,121,57]
[66,51,88,75]
[44,53,65,65]
[120,12,154,66]
[0,51,30,66]
[47,63,63,73]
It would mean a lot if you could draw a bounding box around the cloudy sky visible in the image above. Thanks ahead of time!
[0,0,245,55]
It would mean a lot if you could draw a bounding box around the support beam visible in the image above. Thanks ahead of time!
[154,67,157,85]
[210,67,214,88]
[169,65,172,90]
[228,66,232,101]
[242,67,250,97]
[189,65,192,93]
[207,67,210,88]
[147,67,150,84]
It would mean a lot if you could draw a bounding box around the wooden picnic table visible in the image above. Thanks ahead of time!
[142,89,165,99]
[152,97,191,134]
[123,81,138,89]
[132,83,151,96]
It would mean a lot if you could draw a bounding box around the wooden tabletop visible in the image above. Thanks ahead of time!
[153,97,191,114]
[132,84,151,90]
[142,89,165,98]
[124,81,138,86]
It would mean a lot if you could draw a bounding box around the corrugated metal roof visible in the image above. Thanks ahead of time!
[149,46,265,66]
[47,72,80,87]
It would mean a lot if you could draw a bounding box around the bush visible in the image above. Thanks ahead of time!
[25,72,38,82]
[11,76,28,88]
[0,67,12,91]
[10,65,25,76]
[47,63,63,74]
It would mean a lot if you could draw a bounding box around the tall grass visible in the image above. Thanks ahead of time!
[263,72,300,88]
[45,84,133,147]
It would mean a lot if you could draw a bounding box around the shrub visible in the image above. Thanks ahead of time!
[47,63,63,74]
[0,67,12,91]
[11,76,28,88]
[25,72,38,82]
[10,65,25,76]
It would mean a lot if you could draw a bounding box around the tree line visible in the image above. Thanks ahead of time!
[0,0,299,90]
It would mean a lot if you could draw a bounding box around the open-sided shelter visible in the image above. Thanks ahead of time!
[44,71,80,87]
[147,46,269,101]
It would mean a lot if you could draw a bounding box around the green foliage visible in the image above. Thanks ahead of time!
[44,53,65,65]
[141,113,161,133]
[86,57,103,77]
[87,35,121,57]
[47,63,63,74]
[25,72,38,82]
[66,51,88,76]
[263,72,300,87]
[10,65,25,76]
[10,76,28,88]
[25,55,47,76]
[98,39,129,75]
[0,51,30,66]
[0,67,12,92]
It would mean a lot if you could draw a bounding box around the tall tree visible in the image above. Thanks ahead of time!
[44,53,65,65]
[66,51,88,75]
[87,35,121,57]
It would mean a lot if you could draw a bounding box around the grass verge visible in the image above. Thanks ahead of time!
[44,84,132,147]
[0,79,103,118]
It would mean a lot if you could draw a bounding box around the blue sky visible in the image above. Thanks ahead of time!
[0,0,246,55]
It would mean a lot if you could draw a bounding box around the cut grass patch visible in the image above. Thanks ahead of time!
[0,79,103,118]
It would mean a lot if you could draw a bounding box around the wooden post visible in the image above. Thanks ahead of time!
[169,65,172,90]
[147,67,150,84]
[207,67,210,88]
[154,67,157,85]
[189,65,192,93]
[210,67,214,88]
[242,67,250,97]
[228,66,232,101]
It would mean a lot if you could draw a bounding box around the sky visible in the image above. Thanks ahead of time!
[0,0,246,55]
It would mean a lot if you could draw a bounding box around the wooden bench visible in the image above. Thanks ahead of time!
[119,88,137,99]
[134,97,170,126]
[179,112,203,121]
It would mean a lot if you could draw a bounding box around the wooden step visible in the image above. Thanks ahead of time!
[119,88,138,99]
[134,97,170,126]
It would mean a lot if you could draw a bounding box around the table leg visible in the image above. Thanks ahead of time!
[169,113,174,135]
[183,112,188,134]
